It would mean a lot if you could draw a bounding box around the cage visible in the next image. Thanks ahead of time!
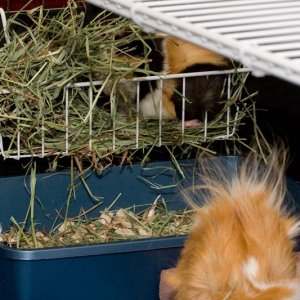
[0,1,300,300]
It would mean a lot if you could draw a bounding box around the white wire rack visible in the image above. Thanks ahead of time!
[86,0,300,86]
[0,68,250,159]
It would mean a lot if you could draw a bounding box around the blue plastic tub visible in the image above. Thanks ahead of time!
[0,159,194,300]
[0,158,299,300]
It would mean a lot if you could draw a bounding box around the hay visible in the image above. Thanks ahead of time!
[0,1,154,157]
[0,0,259,162]
[1,196,194,249]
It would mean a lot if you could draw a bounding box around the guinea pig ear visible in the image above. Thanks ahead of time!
[159,268,179,300]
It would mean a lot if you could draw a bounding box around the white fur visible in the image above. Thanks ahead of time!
[243,256,259,280]
[243,256,300,299]
[140,88,169,118]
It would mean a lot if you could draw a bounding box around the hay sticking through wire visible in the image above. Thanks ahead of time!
[1,197,194,249]
[0,1,155,156]
[0,0,258,160]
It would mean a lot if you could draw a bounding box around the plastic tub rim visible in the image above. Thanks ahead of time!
[0,235,186,261]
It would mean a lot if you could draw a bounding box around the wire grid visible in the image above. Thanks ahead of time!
[0,68,250,159]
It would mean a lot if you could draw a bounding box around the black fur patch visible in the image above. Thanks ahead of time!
[171,64,229,121]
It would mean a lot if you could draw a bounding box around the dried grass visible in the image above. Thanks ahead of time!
[0,0,260,162]
[1,196,194,249]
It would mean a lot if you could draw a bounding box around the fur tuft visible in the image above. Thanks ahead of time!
[168,148,300,300]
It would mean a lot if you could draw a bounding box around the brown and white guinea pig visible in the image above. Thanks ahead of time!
[139,36,232,122]
[164,147,300,300]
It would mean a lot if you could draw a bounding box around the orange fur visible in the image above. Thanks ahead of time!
[167,149,300,300]
[163,37,228,74]
[162,79,177,119]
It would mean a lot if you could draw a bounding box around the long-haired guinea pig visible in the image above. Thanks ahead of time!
[139,36,232,122]
[164,147,300,300]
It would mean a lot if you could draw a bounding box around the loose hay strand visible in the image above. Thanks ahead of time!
[30,162,38,248]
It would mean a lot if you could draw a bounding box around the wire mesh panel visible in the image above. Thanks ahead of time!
[0,68,251,159]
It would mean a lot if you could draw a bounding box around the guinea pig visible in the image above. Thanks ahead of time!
[164,147,300,300]
[105,34,232,123]
[139,36,232,123]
